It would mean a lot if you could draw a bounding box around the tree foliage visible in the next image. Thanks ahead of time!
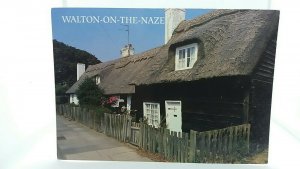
[53,39,101,88]
[55,84,69,95]
[75,77,104,106]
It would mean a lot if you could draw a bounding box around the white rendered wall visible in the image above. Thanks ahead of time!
[164,9,185,44]
[70,94,79,105]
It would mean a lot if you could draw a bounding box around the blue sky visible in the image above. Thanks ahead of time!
[51,8,212,62]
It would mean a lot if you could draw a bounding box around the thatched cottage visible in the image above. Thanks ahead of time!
[66,9,279,147]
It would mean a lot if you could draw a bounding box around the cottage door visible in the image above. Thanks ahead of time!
[165,100,182,132]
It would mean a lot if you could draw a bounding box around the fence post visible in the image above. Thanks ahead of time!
[189,130,197,163]
[144,124,148,150]
[163,128,168,159]
[93,111,96,130]
[170,131,174,161]
[63,105,66,117]
[68,105,71,118]
[64,105,66,117]
[246,124,250,153]
[104,113,107,134]
[72,106,75,120]
[138,123,142,148]
[80,107,83,123]
[184,132,189,163]
[127,116,132,142]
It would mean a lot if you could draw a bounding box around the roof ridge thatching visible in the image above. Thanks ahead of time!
[175,9,243,34]
[66,46,162,94]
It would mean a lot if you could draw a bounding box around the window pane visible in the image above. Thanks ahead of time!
[183,49,186,69]
[179,50,183,59]
[190,47,195,65]
[143,103,160,127]
[176,44,197,70]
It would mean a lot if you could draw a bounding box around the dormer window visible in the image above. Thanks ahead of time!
[175,43,198,70]
[95,76,101,85]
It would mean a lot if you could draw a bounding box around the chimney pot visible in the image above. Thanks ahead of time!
[120,44,135,57]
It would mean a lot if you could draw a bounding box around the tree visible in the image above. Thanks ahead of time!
[53,40,101,87]
[75,77,104,106]
[55,84,69,104]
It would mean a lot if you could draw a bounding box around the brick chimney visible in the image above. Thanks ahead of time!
[165,8,185,44]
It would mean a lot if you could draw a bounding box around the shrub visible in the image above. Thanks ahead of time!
[75,77,104,106]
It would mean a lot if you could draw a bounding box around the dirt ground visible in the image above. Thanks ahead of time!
[244,149,268,164]
[136,148,167,162]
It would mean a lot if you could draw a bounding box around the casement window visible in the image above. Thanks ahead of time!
[95,76,101,85]
[175,43,198,70]
[143,102,160,128]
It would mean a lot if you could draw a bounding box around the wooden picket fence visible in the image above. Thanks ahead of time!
[138,124,190,162]
[56,104,105,131]
[103,113,132,142]
[134,123,250,163]
[130,122,141,146]
[56,104,250,163]
[194,124,250,163]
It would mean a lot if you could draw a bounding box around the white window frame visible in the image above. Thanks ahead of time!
[95,76,101,85]
[143,102,160,128]
[175,43,198,70]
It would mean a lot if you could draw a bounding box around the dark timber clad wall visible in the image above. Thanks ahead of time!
[249,36,277,147]
[251,37,276,84]
[133,77,249,132]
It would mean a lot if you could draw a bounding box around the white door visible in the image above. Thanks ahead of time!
[165,100,182,132]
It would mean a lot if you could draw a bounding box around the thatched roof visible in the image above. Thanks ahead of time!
[66,47,162,94]
[66,9,279,95]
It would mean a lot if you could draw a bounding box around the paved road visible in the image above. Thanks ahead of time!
[56,115,152,161]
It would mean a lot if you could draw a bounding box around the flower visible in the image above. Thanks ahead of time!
[106,96,119,105]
